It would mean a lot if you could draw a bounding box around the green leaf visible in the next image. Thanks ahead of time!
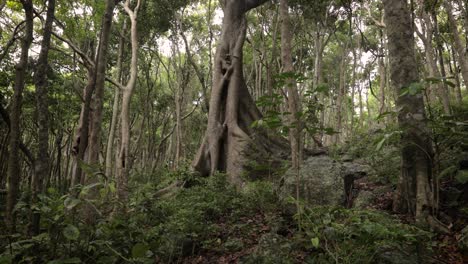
[64,197,81,210]
[455,171,468,184]
[438,166,457,179]
[375,137,386,151]
[324,127,339,135]
[63,224,80,241]
[316,83,329,95]
[375,111,396,121]
[444,80,456,88]
[0,254,13,264]
[311,237,320,248]
[408,82,425,95]
[132,243,150,258]
[399,87,409,96]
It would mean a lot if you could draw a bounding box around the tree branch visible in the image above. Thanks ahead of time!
[0,103,35,165]
[51,31,95,69]
[0,21,26,64]
[105,76,125,90]
[0,0,6,13]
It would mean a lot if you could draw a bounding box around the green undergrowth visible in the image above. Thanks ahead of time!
[0,173,434,264]
[295,206,433,263]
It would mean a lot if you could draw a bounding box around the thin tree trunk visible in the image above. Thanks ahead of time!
[334,44,348,144]
[444,1,468,92]
[30,0,55,235]
[6,0,33,232]
[358,82,364,127]
[116,0,140,207]
[280,0,302,170]
[432,13,451,114]
[105,21,126,178]
[450,46,463,105]
[378,31,387,117]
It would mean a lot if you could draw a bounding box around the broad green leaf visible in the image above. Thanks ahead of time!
[438,166,457,179]
[375,137,386,151]
[311,237,320,248]
[0,254,13,264]
[63,224,80,241]
[375,111,396,121]
[444,80,456,88]
[408,82,424,95]
[455,171,468,184]
[132,243,150,258]
[64,197,81,210]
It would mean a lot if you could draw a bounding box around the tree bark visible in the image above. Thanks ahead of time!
[105,21,125,179]
[71,66,94,187]
[30,0,56,235]
[334,43,348,144]
[444,1,468,93]
[450,46,463,105]
[431,12,451,115]
[6,0,33,232]
[192,0,285,186]
[384,0,436,224]
[87,0,116,165]
[280,0,302,170]
[417,12,441,105]
[116,0,140,206]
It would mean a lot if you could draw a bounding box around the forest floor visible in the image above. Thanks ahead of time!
[178,177,466,264]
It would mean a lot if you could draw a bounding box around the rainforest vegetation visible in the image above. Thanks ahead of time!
[0,0,468,263]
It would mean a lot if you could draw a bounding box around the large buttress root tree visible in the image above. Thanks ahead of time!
[192,0,286,185]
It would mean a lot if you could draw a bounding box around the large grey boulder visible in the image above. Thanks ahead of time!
[281,155,371,207]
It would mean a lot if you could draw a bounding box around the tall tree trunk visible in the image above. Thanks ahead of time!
[378,31,387,117]
[105,21,125,178]
[334,44,348,144]
[116,0,140,206]
[432,13,451,115]
[192,0,286,186]
[87,0,116,165]
[6,0,33,231]
[266,6,279,103]
[314,26,328,144]
[30,0,55,235]
[450,46,463,105]
[280,0,302,170]
[417,12,450,114]
[384,0,436,224]
[180,26,209,113]
[71,67,95,187]
[444,1,468,92]
[358,82,364,127]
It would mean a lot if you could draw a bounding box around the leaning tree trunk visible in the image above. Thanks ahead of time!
[5,0,33,232]
[192,0,287,186]
[384,0,437,225]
